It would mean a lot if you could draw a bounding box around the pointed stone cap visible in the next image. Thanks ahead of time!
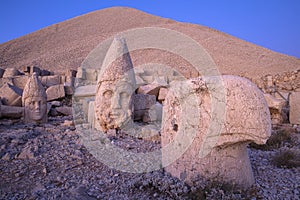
[98,36,136,86]
[22,72,47,103]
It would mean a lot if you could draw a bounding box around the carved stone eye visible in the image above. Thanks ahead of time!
[103,90,113,99]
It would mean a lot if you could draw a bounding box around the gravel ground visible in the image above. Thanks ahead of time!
[0,116,299,200]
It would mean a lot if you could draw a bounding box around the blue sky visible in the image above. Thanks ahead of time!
[1,0,300,58]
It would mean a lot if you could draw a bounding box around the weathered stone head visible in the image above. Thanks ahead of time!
[95,37,136,132]
[162,75,271,188]
[22,72,47,123]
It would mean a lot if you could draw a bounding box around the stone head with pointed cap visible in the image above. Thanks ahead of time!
[95,36,137,132]
[22,72,47,123]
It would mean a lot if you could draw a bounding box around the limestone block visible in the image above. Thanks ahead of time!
[140,75,154,84]
[88,101,95,129]
[74,85,96,98]
[162,75,271,189]
[87,101,101,130]
[85,68,98,81]
[65,69,77,77]
[40,69,51,76]
[82,98,95,120]
[56,106,73,116]
[133,94,156,111]
[264,94,287,124]
[158,87,168,102]
[46,84,65,101]
[41,75,61,87]
[12,76,29,89]
[22,66,41,76]
[142,103,162,123]
[0,104,24,119]
[3,68,22,78]
[290,92,300,125]
[0,77,13,88]
[137,83,161,97]
[0,68,4,78]
[153,77,168,87]
[135,75,145,87]
[64,86,74,95]
[65,76,75,87]
[76,67,85,79]
[0,83,23,106]
[50,101,61,107]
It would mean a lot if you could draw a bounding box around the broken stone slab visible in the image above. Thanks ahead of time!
[12,76,29,89]
[64,69,77,77]
[74,85,96,98]
[137,83,162,97]
[0,104,24,119]
[46,84,65,101]
[0,77,13,88]
[135,75,145,87]
[87,101,101,130]
[2,68,22,78]
[133,94,156,111]
[162,75,271,189]
[153,77,168,87]
[158,87,168,102]
[22,66,41,76]
[142,102,163,123]
[0,68,4,78]
[56,106,73,116]
[290,92,300,125]
[40,75,61,87]
[64,86,74,95]
[0,83,23,106]
[40,69,51,76]
[77,68,98,81]
[264,94,287,124]
[140,75,154,84]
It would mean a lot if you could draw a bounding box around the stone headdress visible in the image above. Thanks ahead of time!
[22,72,47,104]
[97,36,136,87]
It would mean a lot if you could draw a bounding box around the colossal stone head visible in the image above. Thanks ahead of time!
[95,37,136,132]
[22,72,47,123]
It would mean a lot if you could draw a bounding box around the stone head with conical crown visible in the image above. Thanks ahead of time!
[95,36,137,132]
[22,72,47,123]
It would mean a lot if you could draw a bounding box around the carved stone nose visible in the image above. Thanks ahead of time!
[111,94,121,109]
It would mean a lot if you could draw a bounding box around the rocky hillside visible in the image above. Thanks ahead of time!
[0,7,299,78]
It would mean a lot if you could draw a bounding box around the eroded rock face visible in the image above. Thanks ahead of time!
[22,73,47,123]
[95,37,136,132]
[162,75,271,188]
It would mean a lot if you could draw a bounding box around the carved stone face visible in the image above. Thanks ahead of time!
[24,96,47,122]
[96,80,134,131]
